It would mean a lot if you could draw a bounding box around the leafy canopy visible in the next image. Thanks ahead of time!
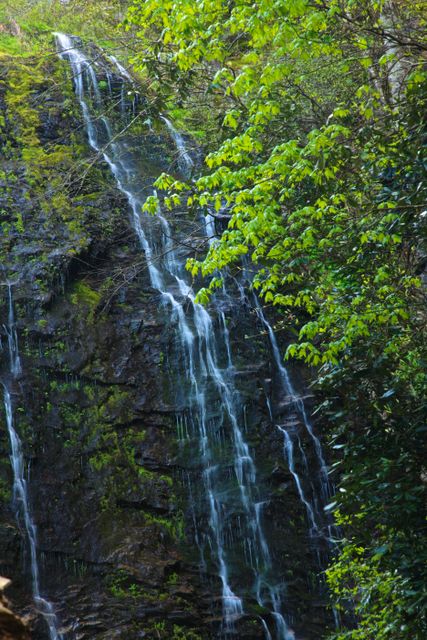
[125,1,427,637]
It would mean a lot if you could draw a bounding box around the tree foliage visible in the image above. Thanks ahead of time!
[125,1,427,637]
[0,0,127,55]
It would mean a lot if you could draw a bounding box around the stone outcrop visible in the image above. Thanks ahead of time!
[0,577,30,640]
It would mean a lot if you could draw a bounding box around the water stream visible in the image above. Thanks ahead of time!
[54,33,330,639]
[160,115,194,177]
[253,301,332,538]
[2,284,62,640]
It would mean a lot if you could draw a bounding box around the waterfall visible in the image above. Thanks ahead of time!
[253,300,333,535]
[160,115,194,177]
[4,284,22,378]
[2,285,62,640]
[54,33,317,639]
[108,54,133,82]
[278,426,320,537]
[203,210,217,245]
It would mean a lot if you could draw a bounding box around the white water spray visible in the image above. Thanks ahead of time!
[161,115,194,177]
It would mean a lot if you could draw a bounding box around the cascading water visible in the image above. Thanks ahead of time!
[54,33,331,639]
[253,301,333,537]
[2,284,62,640]
[215,254,333,550]
[4,284,22,379]
[108,54,133,82]
[161,115,194,177]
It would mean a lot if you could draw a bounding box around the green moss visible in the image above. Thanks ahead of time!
[171,626,202,640]
[142,510,185,542]
[70,281,102,308]
[166,572,178,586]
[50,380,162,513]
[0,50,99,277]
[89,451,115,472]
[0,477,12,503]
[0,35,25,56]
[107,570,169,603]
[144,621,202,640]
[159,474,173,487]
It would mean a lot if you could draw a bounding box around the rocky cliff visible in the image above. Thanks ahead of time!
[0,47,332,640]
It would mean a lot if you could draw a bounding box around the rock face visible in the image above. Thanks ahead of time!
[0,577,30,640]
[0,50,332,639]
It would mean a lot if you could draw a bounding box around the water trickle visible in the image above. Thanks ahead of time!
[108,54,133,82]
[278,426,320,537]
[4,283,22,378]
[2,286,62,640]
[261,617,273,640]
[161,115,194,177]
[204,211,217,244]
[254,299,333,537]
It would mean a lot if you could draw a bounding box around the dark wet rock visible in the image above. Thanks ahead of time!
[0,578,30,640]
